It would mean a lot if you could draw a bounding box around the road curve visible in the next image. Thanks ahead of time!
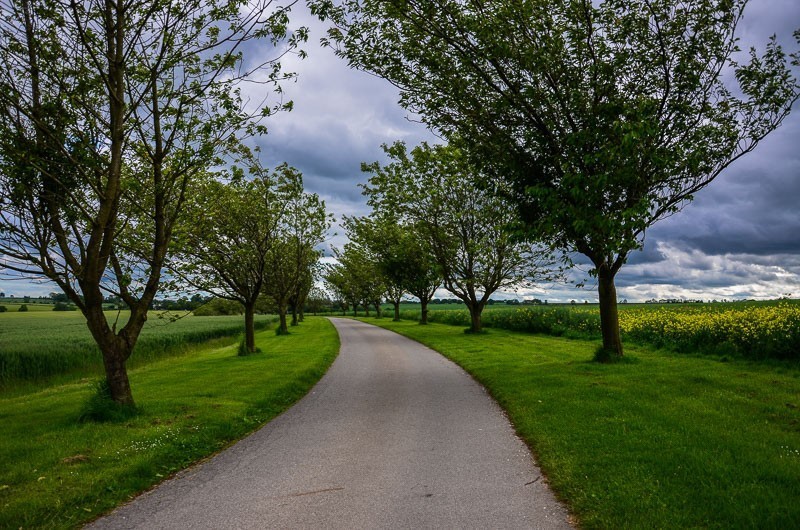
[89,318,572,529]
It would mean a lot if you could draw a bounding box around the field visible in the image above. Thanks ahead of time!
[0,310,274,388]
[391,299,800,360]
[362,318,800,528]
[0,317,339,529]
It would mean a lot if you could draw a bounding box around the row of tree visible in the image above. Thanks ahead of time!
[173,159,330,352]
[325,142,558,333]
[312,0,799,359]
[0,0,314,406]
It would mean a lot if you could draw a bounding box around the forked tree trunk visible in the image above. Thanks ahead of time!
[243,301,256,354]
[597,269,623,359]
[87,307,137,406]
[373,302,382,318]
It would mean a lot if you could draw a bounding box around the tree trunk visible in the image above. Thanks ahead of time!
[291,303,299,326]
[467,304,483,333]
[277,306,289,335]
[374,302,382,318]
[364,303,370,317]
[86,305,136,406]
[420,299,429,325]
[393,301,400,321]
[243,301,256,354]
[101,346,135,406]
[597,269,623,360]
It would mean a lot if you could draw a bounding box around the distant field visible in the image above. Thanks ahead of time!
[390,299,800,361]
[0,310,274,388]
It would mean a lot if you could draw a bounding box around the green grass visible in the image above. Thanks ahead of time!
[0,317,339,529]
[0,310,275,387]
[359,318,800,529]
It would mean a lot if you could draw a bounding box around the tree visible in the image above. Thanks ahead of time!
[313,0,799,358]
[173,162,297,354]
[362,142,557,333]
[328,241,385,317]
[323,262,359,316]
[0,0,304,405]
[344,214,439,323]
[264,179,330,334]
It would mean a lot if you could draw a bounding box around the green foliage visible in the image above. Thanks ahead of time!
[17,304,28,312]
[52,302,75,311]
[0,305,6,312]
[78,380,138,423]
[365,319,800,529]
[361,141,558,331]
[192,298,244,316]
[0,317,338,528]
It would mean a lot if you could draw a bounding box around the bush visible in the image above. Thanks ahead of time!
[17,304,28,312]
[53,302,75,311]
[0,305,6,313]
[78,379,138,423]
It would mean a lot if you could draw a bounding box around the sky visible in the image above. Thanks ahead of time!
[2,1,799,303]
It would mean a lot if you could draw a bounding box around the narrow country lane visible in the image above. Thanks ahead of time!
[88,318,572,529]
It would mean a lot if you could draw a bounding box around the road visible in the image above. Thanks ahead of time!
[89,318,572,529]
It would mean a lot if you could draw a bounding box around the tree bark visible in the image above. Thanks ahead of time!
[243,301,256,354]
[85,304,136,406]
[597,269,623,359]
[102,348,134,406]
[467,303,483,333]
[373,302,382,318]
[291,303,299,326]
[277,306,289,334]
[420,299,429,324]
[393,301,400,321]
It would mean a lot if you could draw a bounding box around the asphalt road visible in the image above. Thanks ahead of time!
[88,318,572,529]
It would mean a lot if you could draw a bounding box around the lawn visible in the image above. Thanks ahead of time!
[361,318,800,529]
[0,317,339,529]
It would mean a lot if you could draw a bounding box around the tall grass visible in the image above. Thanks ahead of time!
[0,311,274,386]
[398,300,800,360]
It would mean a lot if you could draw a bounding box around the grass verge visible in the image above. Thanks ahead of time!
[0,317,339,529]
[359,318,800,529]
